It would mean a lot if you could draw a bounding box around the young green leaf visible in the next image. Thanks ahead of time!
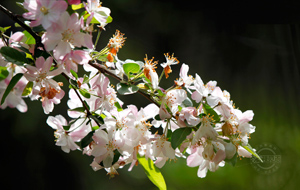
[70,69,78,80]
[23,30,36,45]
[114,101,123,112]
[1,73,23,105]
[106,16,113,24]
[137,155,167,190]
[79,88,91,99]
[0,26,11,33]
[171,127,192,150]
[243,144,263,163]
[116,83,139,95]
[0,46,29,65]
[0,66,9,81]
[22,81,33,96]
[123,62,140,78]
[71,3,84,10]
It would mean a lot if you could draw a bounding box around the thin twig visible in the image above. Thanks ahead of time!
[0,4,45,52]
[88,61,160,107]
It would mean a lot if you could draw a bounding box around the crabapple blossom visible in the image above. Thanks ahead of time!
[160,53,179,79]
[0,1,262,186]
[42,12,93,60]
[23,0,68,29]
[84,0,111,29]
[0,75,28,112]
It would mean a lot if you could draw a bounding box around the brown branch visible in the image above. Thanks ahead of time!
[88,61,160,107]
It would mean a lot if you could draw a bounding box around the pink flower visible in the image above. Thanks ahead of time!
[23,0,68,29]
[84,0,111,28]
[0,76,28,113]
[24,56,63,94]
[42,12,93,60]
[47,115,82,153]
[178,107,201,126]
[61,50,91,74]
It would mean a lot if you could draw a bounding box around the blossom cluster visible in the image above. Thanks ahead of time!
[0,0,260,183]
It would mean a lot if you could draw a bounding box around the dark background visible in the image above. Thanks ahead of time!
[1,0,299,189]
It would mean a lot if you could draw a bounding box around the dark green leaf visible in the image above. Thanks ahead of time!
[154,114,161,121]
[89,114,104,125]
[137,155,167,190]
[69,78,79,89]
[0,46,29,65]
[22,81,33,96]
[202,103,220,122]
[68,107,86,113]
[63,125,71,131]
[171,127,192,150]
[116,83,139,95]
[1,73,23,105]
[0,66,9,81]
[80,131,95,149]
[112,149,121,166]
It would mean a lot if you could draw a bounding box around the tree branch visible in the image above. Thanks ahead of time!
[0,4,45,52]
[88,61,160,107]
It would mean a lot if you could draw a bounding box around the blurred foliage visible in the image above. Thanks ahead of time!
[1,0,300,189]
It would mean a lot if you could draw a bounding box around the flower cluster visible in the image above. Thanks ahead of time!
[0,0,261,186]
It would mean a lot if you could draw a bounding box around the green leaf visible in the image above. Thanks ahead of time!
[23,30,36,45]
[0,26,11,33]
[243,144,263,163]
[114,102,123,112]
[154,114,161,121]
[106,16,113,24]
[82,74,89,84]
[0,46,29,65]
[202,103,220,122]
[89,114,104,125]
[1,73,23,105]
[71,3,84,10]
[112,149,121,166]
[70,69,78,79]
[22,81,33,96]
[79,89,91,99]
[68,107,86,113]
[0,66,9,81]
[80,131,95,149]
[171,127,192,149]
[69,78,79,89]
[137,155,167,190]
[123,62,140,78]
[116,83,139,95]
[63,125,71,131]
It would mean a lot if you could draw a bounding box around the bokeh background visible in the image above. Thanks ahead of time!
[1,0,300,189]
